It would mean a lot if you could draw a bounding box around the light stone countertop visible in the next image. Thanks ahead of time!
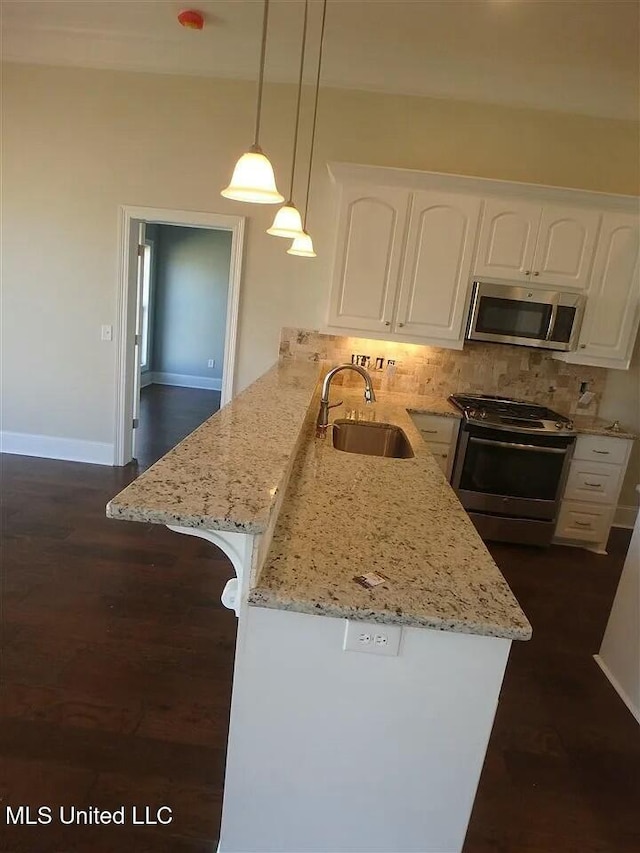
[389,393,638,440]
[570,414,638,440]
[106,360,322,533]
[249,389,532,641]
[105,356,633,641]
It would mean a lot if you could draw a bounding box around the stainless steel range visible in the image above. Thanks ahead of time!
[448,394,576,547]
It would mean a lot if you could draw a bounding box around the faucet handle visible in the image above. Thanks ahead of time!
[364,388,376,403]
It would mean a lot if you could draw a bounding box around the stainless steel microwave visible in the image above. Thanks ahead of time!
[465,281,584,352]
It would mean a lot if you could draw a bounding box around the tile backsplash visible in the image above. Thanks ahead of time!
[279,328,607,417]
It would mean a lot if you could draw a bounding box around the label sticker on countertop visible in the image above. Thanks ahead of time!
[354,572,388,589]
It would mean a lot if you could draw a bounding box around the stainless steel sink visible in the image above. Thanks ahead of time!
[331,420,414,458]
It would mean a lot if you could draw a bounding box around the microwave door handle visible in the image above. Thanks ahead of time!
[469,437,568,454]
[466,283,481,338]
[545,302,558,341]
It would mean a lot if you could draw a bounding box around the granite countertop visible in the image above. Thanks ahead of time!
[106,355,634,641]
[570,414,638,440]
[106,360,321,533]
[392,393,462,419]
[390,393,637,440]
[250,390,532,641]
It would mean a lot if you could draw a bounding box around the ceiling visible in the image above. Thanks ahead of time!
[1,0,638,120]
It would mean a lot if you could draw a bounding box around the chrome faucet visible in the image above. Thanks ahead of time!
[316,364,376,436]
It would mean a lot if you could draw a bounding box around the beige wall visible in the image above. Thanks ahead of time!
[1,63,638,490]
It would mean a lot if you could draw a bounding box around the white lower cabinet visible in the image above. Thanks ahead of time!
[555,502,615,545]
[563,459,624,505]
[555,434,633,552]
[409,412,460,479]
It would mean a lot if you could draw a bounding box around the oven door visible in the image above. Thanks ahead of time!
[451,425,575,520]
[466,282,581,351]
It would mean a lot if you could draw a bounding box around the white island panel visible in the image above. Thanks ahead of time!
[220,606,511,853]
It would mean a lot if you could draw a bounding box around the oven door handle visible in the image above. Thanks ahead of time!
[469,436,569,454]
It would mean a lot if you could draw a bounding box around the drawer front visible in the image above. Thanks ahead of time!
[573,434,632,466]
[563,459,624,505]
[410,413,458,444]
[555,501,614,543]
[426,441,451,476]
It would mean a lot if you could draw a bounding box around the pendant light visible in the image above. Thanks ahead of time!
[221,0,284,204]
[288,0,327,257]
[267,0,309,238]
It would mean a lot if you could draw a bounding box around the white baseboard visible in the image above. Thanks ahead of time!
[613,504,639,529]
[149,372,222,391]
[140,371,153,388]
[593,655,640,725]
[0,431,114,466]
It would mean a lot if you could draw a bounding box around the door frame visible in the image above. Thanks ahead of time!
[113,205,245,466]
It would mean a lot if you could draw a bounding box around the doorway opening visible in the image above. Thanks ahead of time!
[114,207,245,467]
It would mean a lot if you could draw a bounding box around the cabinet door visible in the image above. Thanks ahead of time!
[327,185,410,333]
[532,205,600,289]
[474,198,540,281]
[567,212,639,368]
[395,191,481,343]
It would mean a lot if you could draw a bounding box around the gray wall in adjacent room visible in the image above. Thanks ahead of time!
[151,225,232,382]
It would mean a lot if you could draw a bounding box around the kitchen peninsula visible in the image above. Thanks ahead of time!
[107,358,532,853]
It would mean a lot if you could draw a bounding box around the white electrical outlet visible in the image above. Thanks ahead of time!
[343,620,402,656]
[101,324,113,341]
[207,359,215,368]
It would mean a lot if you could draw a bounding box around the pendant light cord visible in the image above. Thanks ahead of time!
[303,0,327,227]
[253,0,271,148]
[289,0,309,201]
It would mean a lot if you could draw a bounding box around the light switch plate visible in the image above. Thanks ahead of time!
[343,620,402,656]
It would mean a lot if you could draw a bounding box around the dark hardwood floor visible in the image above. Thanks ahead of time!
[134,384,220,471]
[1,428,639,851]
[466,531,640,853]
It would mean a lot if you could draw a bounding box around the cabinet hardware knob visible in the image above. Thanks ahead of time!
[533,271,540,276]
[584,481,602,488]
[384,321,391,326]
[524,270,531,276]
[574,521,592,527]
[398,322,404,327]
[593,450,610,455]
[579,344,586,349]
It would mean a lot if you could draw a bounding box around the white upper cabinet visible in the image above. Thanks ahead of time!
[325,162,638,364]
[327,185,410,333]
[563,212,640,369]
[395,191,481,341]
[475,199,600,290]
[474,199,539,281]
[533,205,600,289]
[328,185,479,347]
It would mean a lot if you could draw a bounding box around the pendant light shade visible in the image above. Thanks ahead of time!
[221,144,284,204]
[289,0,327,258]
[221,1,283,204]
[267,202,304,237]
[287,230,316,257]
[268,0,309,238]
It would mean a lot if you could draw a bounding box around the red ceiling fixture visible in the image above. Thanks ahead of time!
[178,10,204,30]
